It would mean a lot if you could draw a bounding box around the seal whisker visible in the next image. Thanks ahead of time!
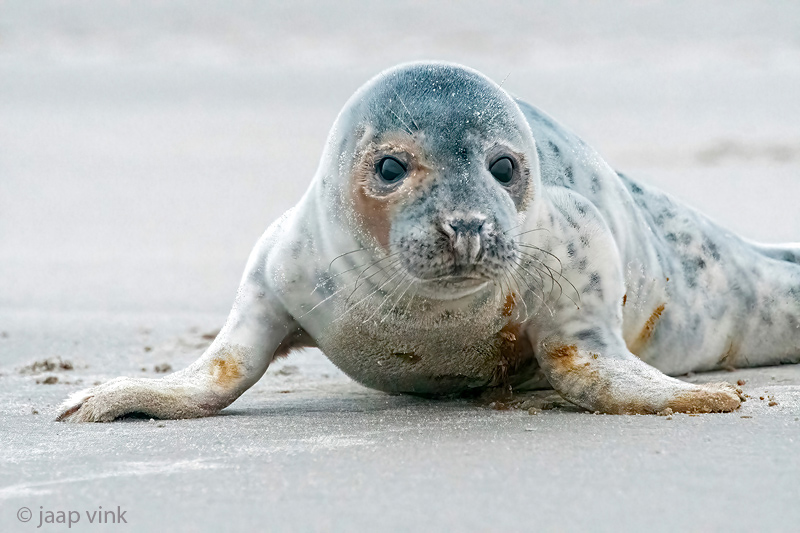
[510,256,549,306]
[380,275,417,323]
[516,246,581,307]
[297,282,355,319]
[402,281,419,316]
[514,251,556,300]
[392,89,420,131]
[494,276,512,318]
[361,274,406,324]
[305,257,401,317]
[312,257,375,295]
[502,222,525,235]
[364,272,409,323]
[345,266,407,324]
[385,104,415,136]
[344,257,403,309]
[500,269,525,322]
[350,252,402,293]
[352,251,400,283]
[511,227,551,239]
[514,264,555,317]
[507,269,532,320]
[517,243,564,273]
[352,257,403,295]
[515,250,580,309]
[327,248,370,271]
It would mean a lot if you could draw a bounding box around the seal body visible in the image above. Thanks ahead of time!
[58,61,800,422]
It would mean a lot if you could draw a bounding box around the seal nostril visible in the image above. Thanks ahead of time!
[439,220,456,242]
[440,215,487,266]
[446,217,485,236]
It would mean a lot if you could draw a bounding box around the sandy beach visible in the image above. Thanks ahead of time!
[2,1,799,531]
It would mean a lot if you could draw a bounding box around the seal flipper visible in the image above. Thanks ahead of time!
[56,221,300,422]
[532,332,742,414]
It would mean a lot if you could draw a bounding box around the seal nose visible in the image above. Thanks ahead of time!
[441,214,486,266]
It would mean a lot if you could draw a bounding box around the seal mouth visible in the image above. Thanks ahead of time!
[412,274,491,300]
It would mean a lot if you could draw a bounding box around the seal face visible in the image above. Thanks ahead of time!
[61,61,800,422]
[345,65,535,296]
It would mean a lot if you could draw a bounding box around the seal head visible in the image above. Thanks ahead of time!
[303,63,544,394]
[323,62,541,300]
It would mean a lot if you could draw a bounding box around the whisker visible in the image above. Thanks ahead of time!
[497,71,511,89]
[500,270,522,322]
[402,281,418,316]
[502,222,524,235]
[344,257,402,308]
[506,267,534,319]
[349,267,407,324]
[327,248,370,271]
[296,283,353,319]
[312,259,372,295]
[511,256,552,312]
[511,255,547,298]
[385,103,414,136]
[352,252,401,289]
[516,250,569,306]
[362,271,408,324]
[393,89,420,131]
[379,274,416,323]
[518,243,564,274]
[515,246,581,307]
[510,228,551,239]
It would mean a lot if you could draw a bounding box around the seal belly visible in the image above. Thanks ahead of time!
[316,311,539,395]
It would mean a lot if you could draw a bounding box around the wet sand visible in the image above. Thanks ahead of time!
[2,1,800,531]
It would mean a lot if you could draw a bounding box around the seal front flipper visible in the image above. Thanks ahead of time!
[531,331,742,414]
[56,219,310,422]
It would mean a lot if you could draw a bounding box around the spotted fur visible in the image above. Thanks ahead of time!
[60,61,800,421]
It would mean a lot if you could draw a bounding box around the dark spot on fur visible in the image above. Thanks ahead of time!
[702,238,721,261]
[666,232,693,246]
[574,328,606,349]
[567,243,577,257]
[584,272,602,295]
[590,175,601,193]
[681,256,706,287]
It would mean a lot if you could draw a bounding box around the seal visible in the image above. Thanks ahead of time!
[58,61,798,422]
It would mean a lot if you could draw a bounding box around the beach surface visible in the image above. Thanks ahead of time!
[2,1,799,531]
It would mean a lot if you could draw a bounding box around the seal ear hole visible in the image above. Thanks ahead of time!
[377,156,407,183]
[489,157,514,184]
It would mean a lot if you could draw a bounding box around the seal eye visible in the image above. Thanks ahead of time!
[378,157,407,183]
[489,157,514,184]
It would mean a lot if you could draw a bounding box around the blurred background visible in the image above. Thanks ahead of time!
[1,0,799,315]
[1,5,799,530]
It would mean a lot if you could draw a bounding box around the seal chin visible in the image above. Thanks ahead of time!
[412,276,491,300]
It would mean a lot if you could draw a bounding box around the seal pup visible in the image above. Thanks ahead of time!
[58,61,800,422]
